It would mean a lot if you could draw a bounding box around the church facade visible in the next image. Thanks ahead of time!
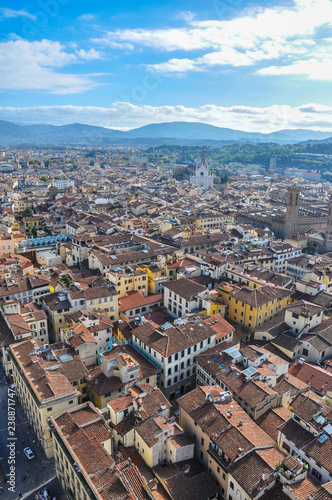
[190,147,214,190]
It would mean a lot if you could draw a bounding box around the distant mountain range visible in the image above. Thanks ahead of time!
[0,120,331,146]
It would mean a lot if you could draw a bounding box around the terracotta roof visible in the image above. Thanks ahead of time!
[119,292,162,313]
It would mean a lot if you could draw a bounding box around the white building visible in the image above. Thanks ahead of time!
[190,147,214,190]
[36,250,62,267]
[52,179,75,190]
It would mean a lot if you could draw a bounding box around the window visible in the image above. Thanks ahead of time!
[47,407,53,412]
[312,469,322,481]
[230,482,234,490]
[201,437,204,446]
[282,442,290,453]
[302,348,308,356]
[200,451,203,460]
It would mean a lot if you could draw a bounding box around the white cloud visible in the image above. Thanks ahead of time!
[0,39,102,94]
[175,11,196,22]
[0,8,36,21]
[2,102,332,132]
[93,0,332,78]
[78,14,95,21]
[257,57,332,80]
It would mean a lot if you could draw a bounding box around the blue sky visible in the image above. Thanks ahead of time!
[1,0,332,131]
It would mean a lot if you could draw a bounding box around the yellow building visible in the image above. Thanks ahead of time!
[139,264,169,294]
[22,215,44,235]
[14,200,31,214]
[10,340,80,458]
[218,283,292,329]
[107,269,148,298]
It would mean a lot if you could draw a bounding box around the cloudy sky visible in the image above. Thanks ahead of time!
[1,0,332,131]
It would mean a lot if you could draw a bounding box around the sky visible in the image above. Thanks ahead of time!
[1,0,332,131]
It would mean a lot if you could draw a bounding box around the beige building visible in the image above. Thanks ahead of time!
[10,340,80,458]
[49,401,131,500]
[135,415,194,468]
[178,386,276,499]
[0,227,14,256]
[108,382,171,449]
[0,300,49,375]
[42,285,118,341]
[87,345,159,410]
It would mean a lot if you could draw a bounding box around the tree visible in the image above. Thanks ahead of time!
[40,175,50,183]
[308,241,316,255]
[23,207,33,217]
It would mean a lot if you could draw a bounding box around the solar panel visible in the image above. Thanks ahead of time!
[314,415,326,425]
[243,367,259,377]
[224,347,241,358]
[318,433,329,444]
[323,424,332,436]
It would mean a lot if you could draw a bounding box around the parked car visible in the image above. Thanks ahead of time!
[23,447,34,459]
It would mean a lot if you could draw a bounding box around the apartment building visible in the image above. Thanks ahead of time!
[178,386,279,499]
[49,402,150,500]
[60,310,113,366]
[10,340,80,458]
[218,282,293,329]
[269,243,302,274]
[0,227,14,256]
[278,391,332,485]
[87,344,159,409]
[108,383,171,449]
[163,277,224,318]
[0,300,48,374]
[135,416,194,468]
[107,268,149,297]
[131,317,216,400]
[196,345,283,420]
[0,274,50,305]
[42,284,118,341]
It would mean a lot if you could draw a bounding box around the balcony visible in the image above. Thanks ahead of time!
[207,445,230,470]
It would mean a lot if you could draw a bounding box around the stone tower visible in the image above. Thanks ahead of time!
[324,196,332,252]
[284,186,300,238]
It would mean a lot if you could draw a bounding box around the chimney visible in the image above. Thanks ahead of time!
[262,470,269,481]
